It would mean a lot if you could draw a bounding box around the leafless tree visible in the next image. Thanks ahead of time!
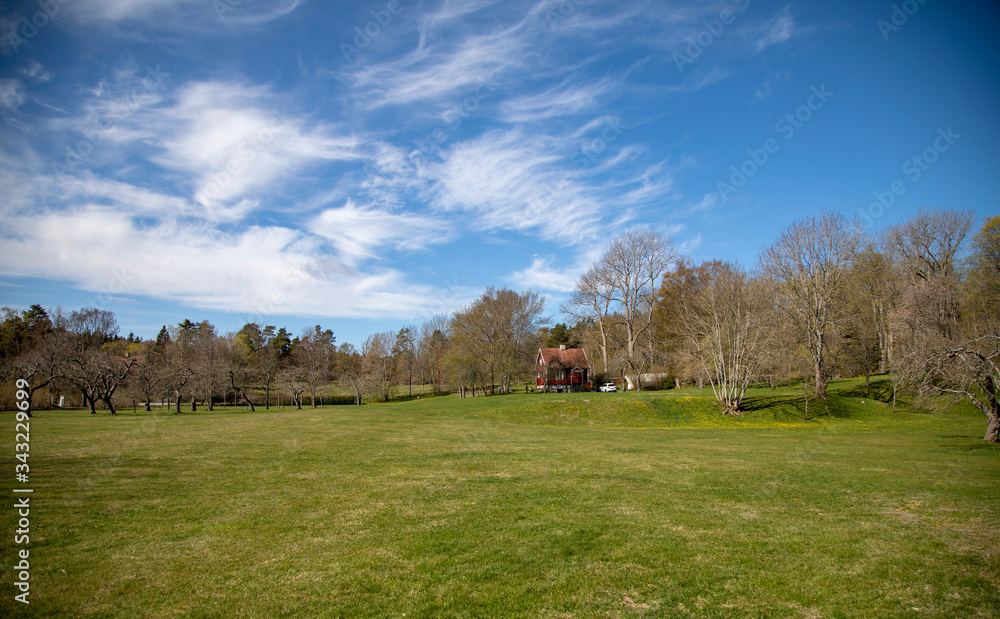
[850,246,900,374]
[362,331,396,402]
[676,263,774,414]
[417,317,450,392]
[567,229,676,390]
[279,365,308,409]
[294,325,336,407]
[393,326,417,397]
[224,331,257,411]
[961,215,1000,334]
[892,212,999,441]
[337,343,366,405]
[449,287,546,395]
[759,211,862,398]
[885,209,974,345]
[563,265,617,374]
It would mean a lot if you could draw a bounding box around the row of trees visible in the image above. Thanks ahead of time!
[2,209,996,439]
[0,286,547,414]
[563,210,998,441]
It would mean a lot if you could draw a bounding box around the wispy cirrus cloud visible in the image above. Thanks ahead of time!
[62,0,306,24]
[751,5,797,53]
[310,200,452,262]
[426,124,672,245]
[499,78,614,124]
[139,81,364,215]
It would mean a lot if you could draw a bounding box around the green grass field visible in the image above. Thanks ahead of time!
[2,379,998,617]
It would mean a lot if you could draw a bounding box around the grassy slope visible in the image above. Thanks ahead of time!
[1,379,997,618]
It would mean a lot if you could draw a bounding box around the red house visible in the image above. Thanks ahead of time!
[536,346,591,392]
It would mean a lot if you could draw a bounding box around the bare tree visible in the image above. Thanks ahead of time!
[903,336,1000,442]
[225,331,257,411]
[417,317,450,393]
[569,229,676,390]
[563,265,617,374]
[337,343,366,405]
[885,208,974,342]
[58,308,127,414]
[294,325,336,407]
[677,263,774,414]
[894,212,999,442]
[961,215,1000,334]
[393,326,416,397]
[1,306,60,417]
[759,211,862,398]
[850,246,900,374]
[190,321,224,411]
[653,259,724,387]
[279,365,308,409]
[449,287,546,395]
[362,331,395,402]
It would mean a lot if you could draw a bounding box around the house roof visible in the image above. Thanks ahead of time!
[538,347,590,370]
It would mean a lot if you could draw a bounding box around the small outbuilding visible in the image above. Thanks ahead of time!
[536,345,591,392]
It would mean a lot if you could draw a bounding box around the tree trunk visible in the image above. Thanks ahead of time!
[190,396,197,412]
[814,358,825,399]
[986,413,1000,443]
[144,399,152,412]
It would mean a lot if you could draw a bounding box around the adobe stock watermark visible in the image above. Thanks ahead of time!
[3,0,73,55]
[340,0,418,63]
[716,84,833,203]
[858,126,959,227]
[877,0,931,41]
[672,0,750,73]
[51,65,168,175]
[571,117,623,167]
[194,108,291,205]
[544,0,593,29]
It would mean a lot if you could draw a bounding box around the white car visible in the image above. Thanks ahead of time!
[599,382,617,392]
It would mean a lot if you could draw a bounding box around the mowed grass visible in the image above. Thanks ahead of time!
[1,380,998,617]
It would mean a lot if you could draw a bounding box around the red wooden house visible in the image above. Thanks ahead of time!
[536,345,591,392]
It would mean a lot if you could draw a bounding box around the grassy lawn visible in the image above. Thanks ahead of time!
[1,379,998,617]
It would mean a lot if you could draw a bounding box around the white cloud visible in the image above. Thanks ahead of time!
[500,79,613,123]
[310,200,451,262]
[0,79,25,111]
[510,255,583,293]
[427,129,604,243]
[0,206,446,320]
[66,0,203,22]
[752,5,796,53]
[63,0,305,24]
[346,16,531,109]
[20,60,52,83]
[141,82,363,214]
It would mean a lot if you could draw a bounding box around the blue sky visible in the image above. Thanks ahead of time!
[0,0,997,346]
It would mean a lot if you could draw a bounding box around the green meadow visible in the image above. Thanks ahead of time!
[2,379,998,617]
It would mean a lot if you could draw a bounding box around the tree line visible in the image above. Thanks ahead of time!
[563,209,998,441]
[2,209,997,440]
[0,285,548,415]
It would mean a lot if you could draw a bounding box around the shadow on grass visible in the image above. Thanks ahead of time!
[741,396,814,421]
[841,378,894,403]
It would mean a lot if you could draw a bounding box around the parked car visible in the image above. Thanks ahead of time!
[599,382,617,392]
